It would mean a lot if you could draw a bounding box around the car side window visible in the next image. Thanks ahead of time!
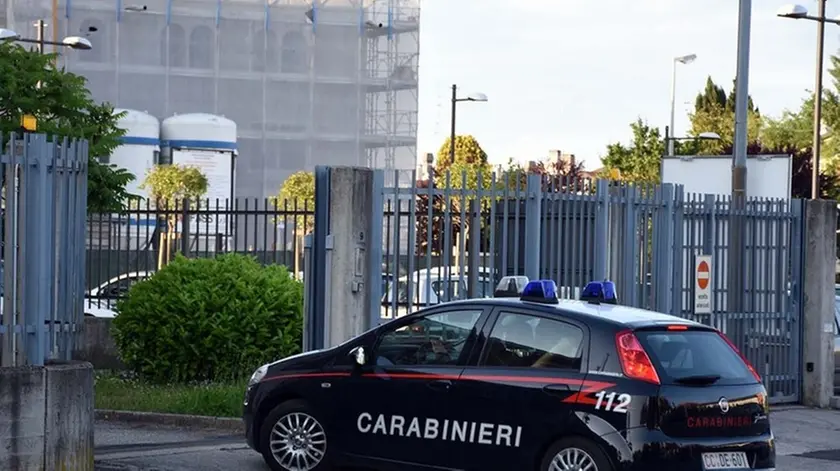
[482,312,584,370]
[374,310,482,367]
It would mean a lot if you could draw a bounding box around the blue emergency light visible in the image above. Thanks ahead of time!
[580,280,618,305]
[520,280,559,304]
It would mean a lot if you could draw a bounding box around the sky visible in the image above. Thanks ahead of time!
[415,0,840,170]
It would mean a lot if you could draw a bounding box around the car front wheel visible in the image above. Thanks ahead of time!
[260,399,331,471]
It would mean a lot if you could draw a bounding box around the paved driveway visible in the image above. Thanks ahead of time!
[95,406,840,471]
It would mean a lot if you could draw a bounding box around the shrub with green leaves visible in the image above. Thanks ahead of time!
[111,253,303,384]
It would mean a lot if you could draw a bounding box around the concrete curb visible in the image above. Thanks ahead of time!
[95,409,244,434]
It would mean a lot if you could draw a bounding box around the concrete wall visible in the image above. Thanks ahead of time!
[802,199,837,408]
[0,361,94,471]
[73,317,124,370]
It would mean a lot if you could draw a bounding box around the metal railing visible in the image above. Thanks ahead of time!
[85,198,313,308]
[0,133,89,367]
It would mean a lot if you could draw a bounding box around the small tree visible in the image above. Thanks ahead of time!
[275,171,315,234]
[140,164,208,269]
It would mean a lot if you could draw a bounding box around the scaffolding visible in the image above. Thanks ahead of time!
[2,0,420,197]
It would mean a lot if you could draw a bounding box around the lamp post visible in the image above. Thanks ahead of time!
[669,54,697,156]
[0,21,92,53]
[664,130,722,150]
[777,3,840,199]
[449,84,488,167]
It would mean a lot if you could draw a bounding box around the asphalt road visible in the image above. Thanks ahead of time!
[94,406,840,471]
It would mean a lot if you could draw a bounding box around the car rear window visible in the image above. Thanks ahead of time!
[636,330,757,385]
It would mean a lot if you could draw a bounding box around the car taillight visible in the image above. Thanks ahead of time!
[716,331,762,382]
[615,330,660,385]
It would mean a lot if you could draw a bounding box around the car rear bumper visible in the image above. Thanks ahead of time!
[609,428,775,470]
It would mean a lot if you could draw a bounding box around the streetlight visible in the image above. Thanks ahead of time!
[668,53,697,156]
[0,21,92,54]
[664,130,721,149]
[777,3,840,199]
[449,84,488,168]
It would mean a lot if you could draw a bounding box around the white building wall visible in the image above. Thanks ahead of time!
[3,0,419,198]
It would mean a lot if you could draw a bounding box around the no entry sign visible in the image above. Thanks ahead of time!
[694,255,712,314]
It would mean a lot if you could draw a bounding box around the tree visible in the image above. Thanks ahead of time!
[502,156,587,192]
[275,171,315,235]
[434,135,488,175]
[0,42,134,213]
[688,76,761,154]
[601,118,665,183]
[415,136,491,256]
[140,164,209,268]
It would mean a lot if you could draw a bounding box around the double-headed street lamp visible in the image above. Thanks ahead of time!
[449,84,488,166]
[0,20,92,54]
[669,54,697,156]
[777,3,840,199]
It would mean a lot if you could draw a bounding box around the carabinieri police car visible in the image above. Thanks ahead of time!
[243,279,775,471]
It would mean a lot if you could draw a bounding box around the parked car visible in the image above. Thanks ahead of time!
[381,272,467,319]
[0,261,117,321]
[86,271,152,310]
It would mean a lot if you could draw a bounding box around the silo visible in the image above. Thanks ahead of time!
[112,108,160,200]
[161,113,238,249]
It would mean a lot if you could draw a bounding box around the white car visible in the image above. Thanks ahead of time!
[381,271,467,319]
[86,271,152,311]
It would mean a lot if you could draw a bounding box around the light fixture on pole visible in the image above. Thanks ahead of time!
[664,130,721,150]
[668,53,697,156]
[449,84,488,168]
[0,23,93,52]
[777,3,840,199]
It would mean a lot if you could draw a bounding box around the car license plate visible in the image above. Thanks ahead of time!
[702,452,749,469]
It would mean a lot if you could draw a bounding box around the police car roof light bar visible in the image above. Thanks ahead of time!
[520,280,559,305]
[580,280,618,305]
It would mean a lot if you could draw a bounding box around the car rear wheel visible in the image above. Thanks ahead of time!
[540,437,613,471]
[259,399,331,471]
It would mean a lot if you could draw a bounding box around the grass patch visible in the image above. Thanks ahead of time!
[95,373,246,418]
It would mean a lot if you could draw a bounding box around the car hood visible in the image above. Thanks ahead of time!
[267,348,335,372]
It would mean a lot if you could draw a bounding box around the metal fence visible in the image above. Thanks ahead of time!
[371,168,803,403]
[85,198,313,309]
[0,133,89,367]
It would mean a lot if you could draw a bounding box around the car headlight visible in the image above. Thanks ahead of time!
[248,364,268,387]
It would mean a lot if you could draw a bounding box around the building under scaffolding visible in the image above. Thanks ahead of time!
[1,0,419,197]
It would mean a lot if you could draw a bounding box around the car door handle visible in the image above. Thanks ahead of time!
[427,379,453,392]
[542,384,570,396]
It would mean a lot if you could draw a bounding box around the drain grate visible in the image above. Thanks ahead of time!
[795,449,840,462]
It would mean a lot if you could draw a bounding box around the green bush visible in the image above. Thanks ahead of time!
[111,253,303,384]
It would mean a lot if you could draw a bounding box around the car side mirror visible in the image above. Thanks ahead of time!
[349,346,366,366]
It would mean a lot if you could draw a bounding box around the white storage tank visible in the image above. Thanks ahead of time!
[161,113,237,152]
[111,108,160,201]
[161,113,238,243]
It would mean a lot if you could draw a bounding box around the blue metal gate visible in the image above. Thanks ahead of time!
[363,168,803,404]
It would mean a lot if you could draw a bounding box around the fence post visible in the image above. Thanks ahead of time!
[324,167,374,347]
[801,199,835,408]
[367,170,384,329]
[593,180,610,280]
[656,184,676,314]
[620,185,637,306]
[523,173,542,280]
[306,166,330,351]
[180,198,190,255]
